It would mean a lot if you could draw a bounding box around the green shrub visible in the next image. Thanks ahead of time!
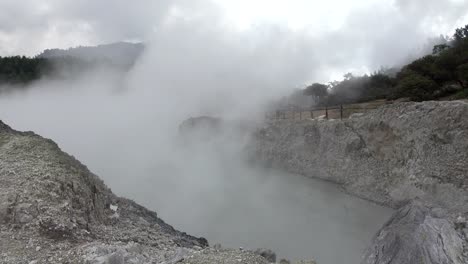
[394,73,439,101]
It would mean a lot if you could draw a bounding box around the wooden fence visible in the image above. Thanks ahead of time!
[267,100,393,121]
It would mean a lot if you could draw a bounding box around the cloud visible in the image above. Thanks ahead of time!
[1,0,467,78]
[0,0,176,55]
[50,0,174,42]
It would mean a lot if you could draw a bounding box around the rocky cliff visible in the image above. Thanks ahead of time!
[0,121,271,264]
[252,100,468,263]
[253,101,468,211]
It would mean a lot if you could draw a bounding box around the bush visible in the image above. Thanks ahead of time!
[457,63,468,87]
[394,73,439,101]
[452,89,468,99]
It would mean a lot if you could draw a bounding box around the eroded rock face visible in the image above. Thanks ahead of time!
[362,201,467,264]
[252,100,468,264]
[252,101,468,212]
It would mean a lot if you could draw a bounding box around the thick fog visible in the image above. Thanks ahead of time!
[0,13,320,212]
[0,0,467,263]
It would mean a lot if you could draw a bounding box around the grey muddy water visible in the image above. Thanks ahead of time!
[122,163,393,264]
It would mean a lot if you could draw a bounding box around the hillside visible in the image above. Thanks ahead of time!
[38,42,144,67]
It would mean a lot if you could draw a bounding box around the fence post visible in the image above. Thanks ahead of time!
[340,105,343,120]
[325,106,328,120]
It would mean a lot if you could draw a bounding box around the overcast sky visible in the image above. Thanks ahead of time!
[1,0,467,81]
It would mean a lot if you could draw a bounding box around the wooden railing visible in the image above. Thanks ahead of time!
[267,101,393,121]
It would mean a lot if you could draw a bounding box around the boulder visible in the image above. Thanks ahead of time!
[254,248,276,262]
[362,202,466,264]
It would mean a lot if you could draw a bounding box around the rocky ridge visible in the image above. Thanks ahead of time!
[0,120,278,263]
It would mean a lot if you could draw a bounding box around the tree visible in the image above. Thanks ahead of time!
[404,55,437,79]
[366,73,395,98]
[394,73,439,101]
[457,63,468,88]
[0,56,49,84]
[343,72,354,80]
[433,51,458,83]
[433,44,450,55]
[304,83,328,104]
[454,25,468,42]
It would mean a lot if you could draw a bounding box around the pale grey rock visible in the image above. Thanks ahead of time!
[455,216,467,230]
[213,243,222,251]
[463,229,468,239]
[103,250,124,264]
[0,202,9,224]
[163,248,191,264]
[362,202,467,264]
[179,248,269,264]
[349,112,364,119]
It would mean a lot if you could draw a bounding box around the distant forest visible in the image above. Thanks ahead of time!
[0,56,50,84]
[0,56,135,87]
[0,56,98,84]
[301,24,468,104]
[0,42,142,87]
